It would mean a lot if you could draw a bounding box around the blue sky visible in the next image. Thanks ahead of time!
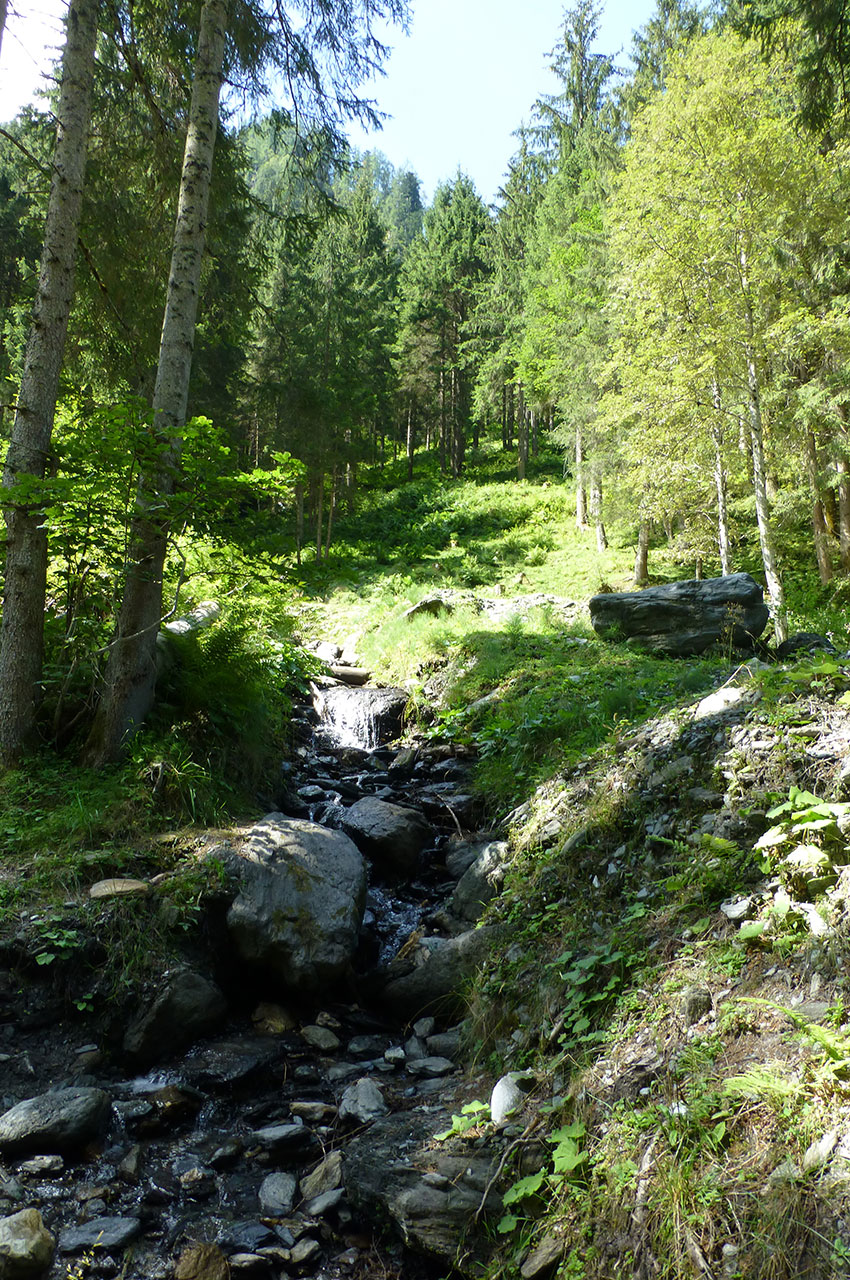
[0,0,658,205]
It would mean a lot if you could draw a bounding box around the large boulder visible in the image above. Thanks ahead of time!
[123,969,227,1065]
[341,797,433,878]
[589,573,769,656]
[313,685,407,750]
[226,814,367,991]
[380,927,496,1018]
[344,1112,501,1262]
[0,1088,111,1155]
[450,841,509,923]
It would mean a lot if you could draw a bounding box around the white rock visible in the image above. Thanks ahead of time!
[339,1078,388,1125]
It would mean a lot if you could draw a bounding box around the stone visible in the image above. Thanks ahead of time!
[344,1112,500,1262]
[0,1088,111,1155]
[259,1172,297,1215]
[405,1057,454,1078]
[88,878,149,899]
[226,815,367,991]
[412,1017,436,1039]
[251,1124,318,1158]
[381,927,497,1018]
[17,1156,63,1177]
[0,1208,54,1278]
[426,1029,461,1059]
[520,1233,564,1278]
[313,685,407,750]
[58,1217,140,1254]
[341,797,433,878]
[681,986,713,1025]
[174,1242,230,1280]
[589,573,769,656]
[304,1188,344,1216]
[251,1002,297,1034]
[803,1130,839,1172]
[490,1074,526,1127]
[775,632,836,660]
[289,1238,321,1266]
[123,968,226,1065]
[300,1151,343,1202]
[228,1254,272,1276]
[450,842,508,922]
[339,1079,388,1125]
[301,1025,340,1052]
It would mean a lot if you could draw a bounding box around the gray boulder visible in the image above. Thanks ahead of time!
[226,814,366,991]
[0,1209,54,1278]
[0,1088,111,1155]
[123,969,227,1064]
[341,797,433,878]
[589,572,769,655]
[313,685,407,750]
[381,927,496,1018]
[344,1112,500,1262]
[58,1217,140,1255]
[451,841,508,922]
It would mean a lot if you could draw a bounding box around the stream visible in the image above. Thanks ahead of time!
[0,679,499,1279]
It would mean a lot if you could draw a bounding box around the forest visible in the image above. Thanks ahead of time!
[4,3,850,1279]
[2,0,849,774]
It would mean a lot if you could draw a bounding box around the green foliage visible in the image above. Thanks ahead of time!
[435,1100,491,1141]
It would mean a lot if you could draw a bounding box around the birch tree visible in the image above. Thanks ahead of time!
[0,0,100,761]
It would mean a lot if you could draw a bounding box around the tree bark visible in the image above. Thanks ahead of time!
[0,0,100,762]
[839,457,850,573]
[517,385,528,480]
[634,518,649,585]
[804,429,833,583]
[0,0,7,62]
[406,404,414,482]
[746,346,787,641]
[84,0,229,764]
[711,381,732,575]
[575,425,588,528]
[591,471,607,551]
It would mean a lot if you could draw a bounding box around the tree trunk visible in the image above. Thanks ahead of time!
[517,385,528,480]
[406,404,414,482]
[84,0,229,764]
[746,345,787,642]
[315,474,324,560]
[0,0,7,61]
[531,407,538,457]
[711,382,732,575]
[295,481,304,566]
[0,0,100,762]
[634,518,649,585]
[804,429,833,583]
[839,458,850,572]
[438,365,446,475]
[323,468,337,562]
[575,425,588,528]
[591,472,607,551]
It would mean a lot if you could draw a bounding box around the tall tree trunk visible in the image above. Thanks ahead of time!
[711,381,732,575]
[517,385,528,480]
[315,474,324,560]
[575,425,588,528]
[836,406,850,572]
[501,384,507,449]
[0,0,100,762]
[295,481,304,567]
[323,468,337,562]
[746,345,787,641]
[634,517,649,585]
[591,472,607,551]
[438,366,446,475]
[0,0,7,61]
[406,404,415,482]
[805,429,833,583]
[84,0,229,764]
[506,383,514,450]
[531,407,538,457]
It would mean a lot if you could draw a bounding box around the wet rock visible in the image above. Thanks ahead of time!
[0,1208,54,1278]
[174,1242,230,1280]
[183,1038,278,1087]
[259,1171,297,1215]
[341,798,433,879]
[314,685,407,749]
[339,1079,388,1125]
[300,1150,343,1201]
[590,573,769,656]
[426,1029,461,1059]
[289,1101,336,1124]
[227,815,367,991]
[381,927,497,1018]
[290,1237,322,1266]
[228,1253,272,1276]
[123,968,227,1065]
[251,1124,318,1159]
[305,1188,345,1216]
[16,1156,63,1177]
[58,1217,140,1254]
[0,1087,111,1155]
[251,1002,297,1035]
[217,1223,277,1253]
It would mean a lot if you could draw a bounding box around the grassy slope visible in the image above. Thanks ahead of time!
[309,449,850,1279]
[6,444,850,1276]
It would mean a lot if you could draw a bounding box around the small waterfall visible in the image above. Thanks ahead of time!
[312,683,407,751]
